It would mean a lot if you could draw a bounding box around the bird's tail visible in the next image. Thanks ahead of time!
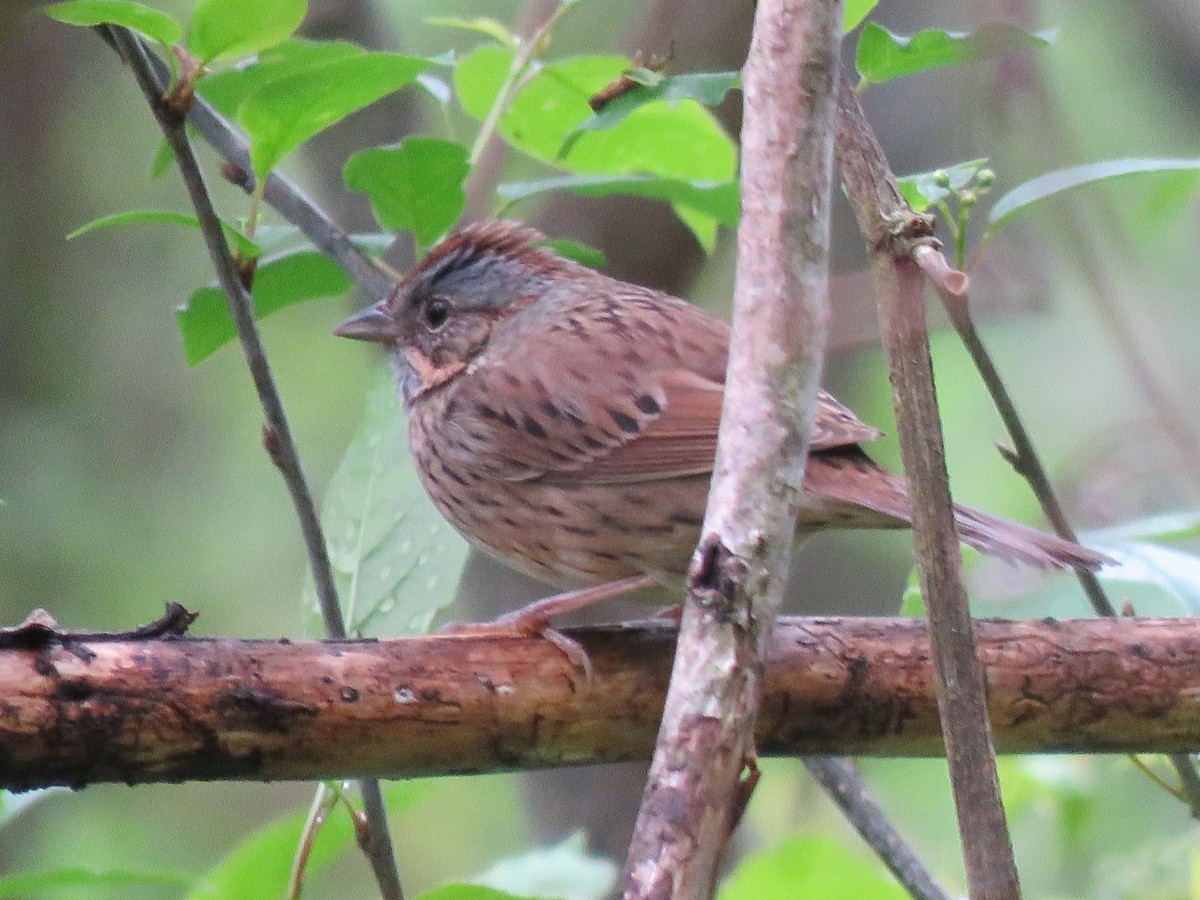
[946,503,1110,570]
[803,447,1112,570]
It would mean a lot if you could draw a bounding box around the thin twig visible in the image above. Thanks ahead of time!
[916,246,1117,618]
[289,782,340,899]
[913,249,1200,818]
[986,20,1200,815]
[465,3,569,167]
[101,27,404,899]
[460,0,559,223]
[804,758,951,900]
[105,27,345,640]
[835,78,1021,899]
[91,26,394,302]
[966,55,1200,501]
[620,1,842,896]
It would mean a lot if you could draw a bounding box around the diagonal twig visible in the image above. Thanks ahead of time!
[804,758,950,900]
[835,78,1021,899]
[915,249,1200,819]
[100,26,404,900]
[91,26,394,303]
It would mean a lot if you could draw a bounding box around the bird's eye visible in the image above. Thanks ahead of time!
[425,296,450,330]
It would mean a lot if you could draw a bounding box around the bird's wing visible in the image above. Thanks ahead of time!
[436,289,881,484]
[812,391,885,449]
[571,378,883,484]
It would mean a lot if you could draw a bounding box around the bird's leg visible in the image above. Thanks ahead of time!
[493,574,660,628]
[441,574,660,679]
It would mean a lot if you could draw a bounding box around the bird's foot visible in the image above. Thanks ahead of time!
[440,574,659,682]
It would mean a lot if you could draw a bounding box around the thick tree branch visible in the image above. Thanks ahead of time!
[621,1,842,897]
[4,616,1200,791]
[835,80,1020,898]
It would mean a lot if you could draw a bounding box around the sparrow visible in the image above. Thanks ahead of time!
[335,221,1107,634]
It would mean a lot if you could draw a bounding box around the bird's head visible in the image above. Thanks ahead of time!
[334,221,577,402]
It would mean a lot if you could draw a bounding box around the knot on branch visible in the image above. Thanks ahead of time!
[875,210,939,258]
[687,534,750,624]
[221,163,253,192]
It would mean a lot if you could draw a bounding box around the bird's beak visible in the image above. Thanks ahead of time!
[333,303,401,344]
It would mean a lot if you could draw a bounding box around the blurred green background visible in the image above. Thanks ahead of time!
[2,0,1200,896]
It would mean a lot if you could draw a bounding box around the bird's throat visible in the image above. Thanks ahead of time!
[402,347,466,402]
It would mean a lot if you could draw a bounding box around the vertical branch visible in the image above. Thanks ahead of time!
[835,81,1021,899]
[103,27,404,900]
[620,1,842,896]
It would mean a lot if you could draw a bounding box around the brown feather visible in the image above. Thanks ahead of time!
[441,280,885,485]
[804,447,1111,569]
[374,221,1111,585]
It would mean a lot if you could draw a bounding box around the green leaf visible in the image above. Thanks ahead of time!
[0,868,190,898]
[306,368,470,636]
[896,158,990,212]
[44,0,182,46]
[719,835,907,899]
[453,45,516,120]
[1088,511,1200,545]
[177,249,352,364]
[1095,542,1200,615]
[150,136,176,177]
[572,70,741,135]
[898,568,924,616]
[66,209,260,259]
[198,39,364,117]
[417,72,454,107]
[344,137,470,246]
[464,52,736,180]
[188,0,306,65]
[471,832,617,900]
[987,158,1200,233]
[67,208,198,239]
[502,54,636,157]
[856,23,1055,87]
[498,173,739,227]
[520,59,735,179]
[179,41,373,187]
[542,239,606,270]
[348,232,399,256]
[248,223,301,250]
[1135,169,1200,228]
[426,16,516,48]
[189,781,428,900]
[457,50,735,246]
[673,204,719,252]
[528,62,735,211]
[843,0,879,33]
[240,51,432,179]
